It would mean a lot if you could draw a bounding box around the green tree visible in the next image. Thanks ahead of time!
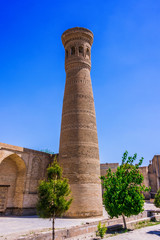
[154,189,160,208]
[37,156,72,240]
[101,151,149,229]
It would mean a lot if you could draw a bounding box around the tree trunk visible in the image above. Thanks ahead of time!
[122,214,127,229]
[52,217,55,240]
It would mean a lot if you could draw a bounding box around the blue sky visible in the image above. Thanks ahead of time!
[0,0,160,166]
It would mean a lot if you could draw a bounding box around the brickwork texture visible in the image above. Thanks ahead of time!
[59,27,103,217]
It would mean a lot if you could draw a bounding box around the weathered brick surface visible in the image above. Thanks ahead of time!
[59,27,103,217]
[148,155,160,196]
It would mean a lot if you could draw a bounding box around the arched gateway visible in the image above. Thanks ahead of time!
[0,142,52,216]
[0,153,26,215]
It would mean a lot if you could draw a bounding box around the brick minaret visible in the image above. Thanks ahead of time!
[59,27,103,217]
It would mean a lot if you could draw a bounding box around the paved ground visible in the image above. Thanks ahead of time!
[0,206,108,237]
[0,215,105,236]
[0,202,159,239]
[144,202,159,211]
[104,224,160,239]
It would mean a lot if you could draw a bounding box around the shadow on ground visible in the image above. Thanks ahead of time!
[147,230,160,236]
[93,228,133,240]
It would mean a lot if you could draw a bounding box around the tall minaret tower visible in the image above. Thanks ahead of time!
[59,27,103,217]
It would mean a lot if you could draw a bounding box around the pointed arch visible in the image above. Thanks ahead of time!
[71,46,75,55]
[85,48,90,59]
[0,153,26,213]
[79,46,84,56]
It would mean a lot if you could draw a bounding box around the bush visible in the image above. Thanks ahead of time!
[154,189,160,208]
[96,222,107,239]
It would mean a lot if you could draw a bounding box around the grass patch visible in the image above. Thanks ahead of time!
[94,219,160,239]
[107,229,131,237]
[98,228,132,239]
[135,219,160,229]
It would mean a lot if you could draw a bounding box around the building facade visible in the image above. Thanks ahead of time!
[0,141,160,215]
[0,142,53,215]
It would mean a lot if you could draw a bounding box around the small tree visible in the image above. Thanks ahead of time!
[37,156,72,240]
[96,222,107,239]
[101,151,149,229]
[154,189,160,208]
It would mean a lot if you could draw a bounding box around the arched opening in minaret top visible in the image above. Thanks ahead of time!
[65,50,68,58]
[86,48,90,59]
[79,46,84,56]
[71,46,75,55]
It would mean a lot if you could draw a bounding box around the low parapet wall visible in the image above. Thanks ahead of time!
[12,210,157,240]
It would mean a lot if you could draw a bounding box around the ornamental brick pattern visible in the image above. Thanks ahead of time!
[59,27,103,217]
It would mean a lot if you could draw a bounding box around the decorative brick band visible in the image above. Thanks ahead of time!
[62,109,95,117]
[61,124,97,132]
[63,93,94,102]
[66,79,91,85]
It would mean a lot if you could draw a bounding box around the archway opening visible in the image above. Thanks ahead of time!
[86,48,90,59]
[0,154,26,214]
[79,46,84,56]
[71,46,75,55]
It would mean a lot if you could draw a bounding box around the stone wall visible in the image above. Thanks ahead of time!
[100,163,119,195]
[100,163,119,176]
[148,155,160,197]
[100,162,156,200]
[0,142,54,215]
[14,211,150,240]
[139,166,151,199]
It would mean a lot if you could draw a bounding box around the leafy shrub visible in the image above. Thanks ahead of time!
[96,222,107,239]
[154,189,160,208]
